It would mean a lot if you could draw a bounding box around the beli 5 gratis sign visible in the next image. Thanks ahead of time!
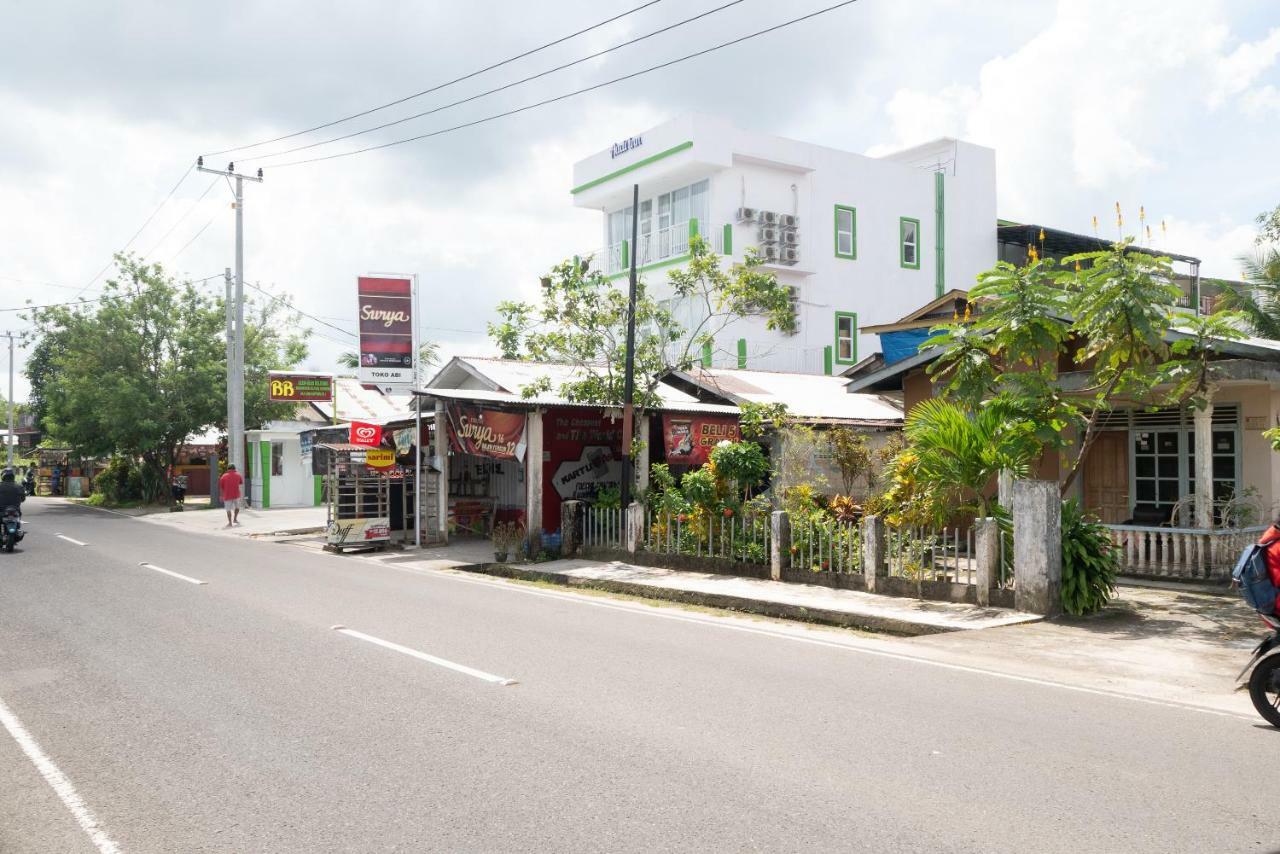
[662,414,740,467]
[447,404,526,461]
[268,372,333,402]
[357,275,414,390]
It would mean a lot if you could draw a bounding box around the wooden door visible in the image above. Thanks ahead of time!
[1083,431,1129,523]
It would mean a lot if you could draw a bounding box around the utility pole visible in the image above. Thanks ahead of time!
[197,158,262,476]
[620,183,640,509]
[4,332,13,469]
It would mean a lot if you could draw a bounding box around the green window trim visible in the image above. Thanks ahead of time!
[834,205,856,260]
[570,141,694,195]
[259,441,271,509]
[935,172,946,297]
[900,217,921,270]
[834,311,857,365]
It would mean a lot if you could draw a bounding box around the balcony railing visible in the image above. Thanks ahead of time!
[598,219,718,276]
[1102,523,1266,581]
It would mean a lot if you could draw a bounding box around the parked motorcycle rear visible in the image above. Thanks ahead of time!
[1238,613,1280,727]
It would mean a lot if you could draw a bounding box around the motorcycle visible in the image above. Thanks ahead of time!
[1,507,23,553]
[1237,613,1280,727]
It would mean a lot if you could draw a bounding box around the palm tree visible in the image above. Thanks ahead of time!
[905,397,1041,518]
[1217,247,1280,338]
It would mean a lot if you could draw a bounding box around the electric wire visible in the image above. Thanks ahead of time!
[75,162,195,297]
[0,274,226,314]
[140,178,219,258]
[169,217,217,263]
[241,281,357,339]
[203,0,668,157]
[244,0,745,163]
[268,0,861,169]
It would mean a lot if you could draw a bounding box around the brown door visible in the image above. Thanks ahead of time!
[1083,431,1129,523]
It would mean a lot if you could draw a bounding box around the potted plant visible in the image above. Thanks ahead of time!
[491,521,522,563]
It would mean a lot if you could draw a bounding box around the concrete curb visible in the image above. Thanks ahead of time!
[449,562,965,636]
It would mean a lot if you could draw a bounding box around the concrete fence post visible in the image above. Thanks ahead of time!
[1013,480,1062,616]
[561,500,583,558]
[625,501,645,555]
[862,514,887,593]
[769,511,790,581]
[974,517,998,607]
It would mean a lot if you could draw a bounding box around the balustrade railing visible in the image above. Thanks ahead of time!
[1103,523,1266,580]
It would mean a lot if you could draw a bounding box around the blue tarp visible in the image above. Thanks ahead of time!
[880,329,932,365]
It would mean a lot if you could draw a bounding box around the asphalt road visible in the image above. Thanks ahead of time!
[1,498,1277,853]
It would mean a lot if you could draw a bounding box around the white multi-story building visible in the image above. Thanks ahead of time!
[571,114,997,374]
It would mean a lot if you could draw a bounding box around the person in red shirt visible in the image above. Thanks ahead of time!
[1259,522,1280,614]
[219,464,244,528]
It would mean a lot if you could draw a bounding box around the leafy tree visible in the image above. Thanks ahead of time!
[28,255,308,502]
[487,236,796,407]
[925,241,1242,493]
[1217,203,1280,338]
[826,426,876,496]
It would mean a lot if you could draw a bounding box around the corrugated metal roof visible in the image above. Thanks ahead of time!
[670,366,903,423]
[425,356,725,410]
[419,385,739,415]
[309,377,416,424]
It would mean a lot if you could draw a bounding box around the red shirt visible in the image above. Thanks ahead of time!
[1259,526,1280,612]
[219,470,243,501]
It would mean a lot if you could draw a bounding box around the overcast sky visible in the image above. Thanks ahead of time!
[1,0,1277,400]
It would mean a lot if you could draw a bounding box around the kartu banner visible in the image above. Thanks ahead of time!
[446,404,526,460]
[662,414,740,467]
[357,275,414,392]
[349,421,383,447]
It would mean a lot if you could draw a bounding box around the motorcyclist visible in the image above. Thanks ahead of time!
[22,468,34,496]
[0,469,25,516]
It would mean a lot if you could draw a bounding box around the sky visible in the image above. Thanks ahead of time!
[1,0,1277,400]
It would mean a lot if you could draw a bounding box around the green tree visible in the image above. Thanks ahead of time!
[487,236,796,406]
[925,241,1242,493]
[1217,203,1280,338]
[826,426,876,496]
[28,255,308,502]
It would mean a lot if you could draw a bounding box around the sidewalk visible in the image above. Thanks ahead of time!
[440,557,1041,636]
[136,504,327,537]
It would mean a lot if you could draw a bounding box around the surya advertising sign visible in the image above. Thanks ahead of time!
[357,275,415,392]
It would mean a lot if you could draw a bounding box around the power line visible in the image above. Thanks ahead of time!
[141,177,219,258]
[245,0,745,164]
[270,0,861,169]
[241,281,357,339]
[204,0,668,157]
[169,216,217,263]
[75,162,195,297]
[0,274,226,315]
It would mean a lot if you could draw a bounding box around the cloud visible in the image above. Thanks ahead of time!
[1208,27,1280,107]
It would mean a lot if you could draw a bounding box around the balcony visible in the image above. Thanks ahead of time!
[597,219,717,277]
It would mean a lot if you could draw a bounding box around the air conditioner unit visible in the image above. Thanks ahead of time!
[782,228,799,244]
[759,210,779,225]
[736,207,756,222]
[787,286,800,334]
[780,246,800,264]
[759,227,779,243]
[778,214,798,228]
[761,245,780,261]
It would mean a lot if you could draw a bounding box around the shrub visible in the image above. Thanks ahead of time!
[709,440,769,494]
[680,466,719,511]
[593,485,621,509]
[93,457,143,505]
[1060,499,1118,616]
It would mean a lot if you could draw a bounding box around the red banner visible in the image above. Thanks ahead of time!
[662,414,740,467]
[350,421,383,447]
[357,275,414,389]
[447,405,526,460]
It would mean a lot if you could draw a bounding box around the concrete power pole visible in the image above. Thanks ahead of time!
[196,158,262,476]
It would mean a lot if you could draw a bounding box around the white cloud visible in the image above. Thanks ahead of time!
[1208,27,1280,108]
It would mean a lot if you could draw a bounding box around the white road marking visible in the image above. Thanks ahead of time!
[0,693,122,854]
[331,625,517,686]
[55,534,87,546]
[401,566,1256,722]
[138,563,207,586]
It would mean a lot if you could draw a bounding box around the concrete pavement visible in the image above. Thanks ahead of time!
[2,497,1277,852]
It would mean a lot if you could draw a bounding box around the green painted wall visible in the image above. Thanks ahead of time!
[260,442,271,509]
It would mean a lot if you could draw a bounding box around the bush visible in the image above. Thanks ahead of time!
[1060,499,1118,616]
[93,457,143,505]
[709,440,769,493]
[680,466,719,511]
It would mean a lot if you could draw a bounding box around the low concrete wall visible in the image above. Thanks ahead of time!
[580,546,773,580]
